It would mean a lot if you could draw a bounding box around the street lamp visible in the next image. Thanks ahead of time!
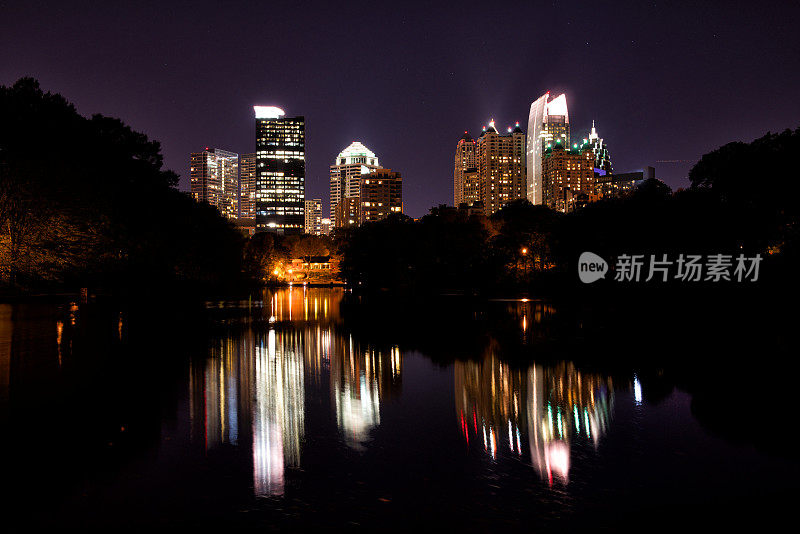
[521,247,528,281]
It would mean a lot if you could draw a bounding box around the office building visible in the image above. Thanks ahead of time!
[254,106,305,234]
[526,93,570,205]
[476,120,526,216]
[596,168,654,199]
[239,153,257,219]
[461,167,481,208]
[329,142,380,222]
[360,169,403,224]
[304,199,323,235]
[542,141,596,212]
[334,196,361,229]
[586,121,612,176]
[454,132,476,206]
[189,148,239,220]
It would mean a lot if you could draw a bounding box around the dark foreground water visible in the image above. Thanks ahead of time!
[0,288,797,531]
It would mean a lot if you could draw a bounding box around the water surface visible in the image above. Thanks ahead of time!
[0,289,796,530]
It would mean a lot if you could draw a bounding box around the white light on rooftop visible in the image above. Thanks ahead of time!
[546,94,568,118]
[254,106,286,119]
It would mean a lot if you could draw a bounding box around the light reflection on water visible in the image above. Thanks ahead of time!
[3,288,796,529]
[455,358,613,485]
[192,289,403,495]
[189,289,616,496]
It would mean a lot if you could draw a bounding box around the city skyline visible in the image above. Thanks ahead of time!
[1,2,798,529]
[4,2,798,217]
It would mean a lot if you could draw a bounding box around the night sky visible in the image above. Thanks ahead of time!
[2,1,799,217]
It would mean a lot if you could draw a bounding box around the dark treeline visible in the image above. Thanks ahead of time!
[0,78,243,294]
[340,126,800,295]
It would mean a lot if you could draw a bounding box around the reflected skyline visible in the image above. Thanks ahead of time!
[190,288,403,494]
[252,328,305,495]
[330,337,401,449]
[1,289,792,530]
[456,355,614,484]
[528,362,613,484]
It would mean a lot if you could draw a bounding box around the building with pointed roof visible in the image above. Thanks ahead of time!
[586,120,613,175]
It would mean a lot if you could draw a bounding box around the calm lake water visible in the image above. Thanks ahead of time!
[0,288,797,531]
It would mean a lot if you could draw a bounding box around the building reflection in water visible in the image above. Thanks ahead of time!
[264,286,343,325]
[191,288,402,495]
[330,337,401,450]
[252,328,305,496]
[456,355,613,485]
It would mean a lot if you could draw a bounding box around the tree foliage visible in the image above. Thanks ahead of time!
[0,78,242,290]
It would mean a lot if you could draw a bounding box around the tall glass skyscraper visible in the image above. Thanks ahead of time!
[189,147,239,220]
[239,153,257,220]
[526,93,570,205]
[254,106,305,234]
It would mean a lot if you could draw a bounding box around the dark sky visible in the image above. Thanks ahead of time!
[2,0,799,217]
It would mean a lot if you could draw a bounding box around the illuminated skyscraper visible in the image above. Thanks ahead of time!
[239,153,257,219]
[334,196,361,229]
[462,167,481,207]
[189,148,239,220]
[542,141,596,212]
[360,168,403,224]
[304,199,323,235]
[454,132,476,206]
[586,121,612,175]
[254,106,305,234]
[329,141,380,222]
[476,120,526,216]
[526,93,570,205]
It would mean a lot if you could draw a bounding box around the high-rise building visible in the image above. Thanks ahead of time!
[526,93,570,205]
[542,141,596,212]
[304,199,323,235]
[585,121,612,176]
[462,167,481,207]
[334,196,361,229]
[453,132,476,206]
[542,95,570,148]
[360,169,403,224]
[329,142,380,222]
[239,153,257,219]
[254,106,305,234]
[476,120,526,216]
[189,148,239,220]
